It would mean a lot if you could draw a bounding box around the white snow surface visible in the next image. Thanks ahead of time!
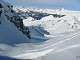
[0,0,80,60]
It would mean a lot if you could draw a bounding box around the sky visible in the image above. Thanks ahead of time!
[5,0,80,11]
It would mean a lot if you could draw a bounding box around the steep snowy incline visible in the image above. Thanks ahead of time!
[0,12,29,45]
[0,3,38,58]
[0,1,40,56]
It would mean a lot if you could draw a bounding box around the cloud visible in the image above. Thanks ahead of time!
[17,0,66,3]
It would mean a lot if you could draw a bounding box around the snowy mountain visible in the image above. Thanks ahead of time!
[16,8,80,37]
[0,0,80,60]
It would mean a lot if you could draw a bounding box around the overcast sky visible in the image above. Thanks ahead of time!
[5,0,80,10]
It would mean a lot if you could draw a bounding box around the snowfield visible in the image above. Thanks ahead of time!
[0,0,80,60]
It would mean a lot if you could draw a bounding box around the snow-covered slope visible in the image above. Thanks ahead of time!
[12,8,80,60]
[19,8,80,39]
[0,0,80,60]
[0,0,36,58]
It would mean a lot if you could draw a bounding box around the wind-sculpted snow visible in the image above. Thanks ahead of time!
[0,0,80,60]
[12,30,80,59]
[12,8,80,60]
